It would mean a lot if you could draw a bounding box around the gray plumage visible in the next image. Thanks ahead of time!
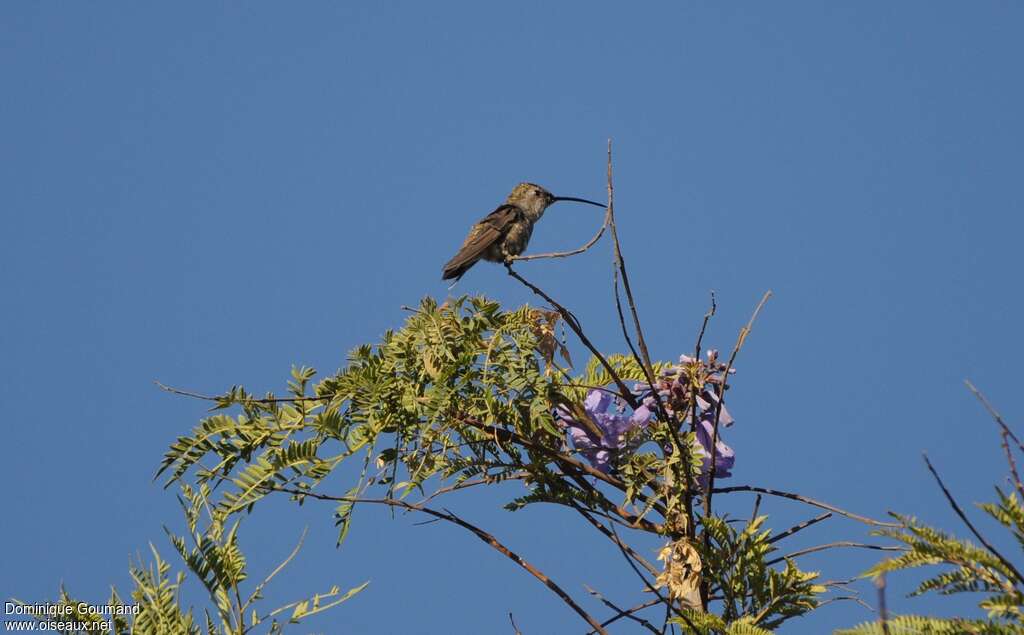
[442,182,556,281]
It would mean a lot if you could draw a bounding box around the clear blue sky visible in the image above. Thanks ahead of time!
[2,3,1022,633]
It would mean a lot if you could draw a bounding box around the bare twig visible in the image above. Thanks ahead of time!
[505,265,638,409]
[965,380,1024,498]
[710,485,899,527]
[699,292,770,607]
[155,380,330,404]
[606,521,700,634]
[259,484,609,634]
[817,595,874,612]
[587,599,662,634]
[584,586,661,635]
[605,139,654,376]
[598,141,697,551]
[417,471,530,506]
[245,527,307,611]
[694,291,717,361]
[570,502,659,576]
[703,291,772,520]
[508,612,522,635]
[509,205,610,262]
[872,573,888,630]
[966,380,1024,452]
[765,541,901,566]
[458,417,667,529]
[767,512,832,544]
[923,453,1024,586]
[749,494,762,526]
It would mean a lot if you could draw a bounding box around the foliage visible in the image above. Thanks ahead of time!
[698,515,824,629]
[839,464,1024,632]
[11,483,366,635]
[152,295,838,631]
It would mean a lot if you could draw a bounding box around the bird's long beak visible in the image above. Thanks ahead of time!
[551,195,606,208]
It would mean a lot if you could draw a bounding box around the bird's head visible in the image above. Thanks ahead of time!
[507,182,556,219]
[506,182,605,220]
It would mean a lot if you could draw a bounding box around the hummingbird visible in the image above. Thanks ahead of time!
[441,182,605,281]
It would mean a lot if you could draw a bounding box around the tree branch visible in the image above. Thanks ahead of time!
[504,265,638,409]
[584,586,661,635]
[965,380,1024,498]
[261,485,609,634]
[922,453,1024,587]
[703,291,772,519]
[569,501,659,576]
[509,205,610,262]
[764,541,902,567]
[710,485,899,527]
[767,512,831,545]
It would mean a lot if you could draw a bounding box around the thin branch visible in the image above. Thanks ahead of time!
[261,485,609,634]
[749,494,762,526]
[508,612,522,635]
[765,541,902,566]
[875,574,890,635]
[244,527,307,611]
[416,471,530,506]
[606,521,700,634]
[504,265,638,409]
[584,586,661,635]
[458,416,667,530]
[693,291,717,361]
[700,292,770,607]
[966,380,1024,452]
[601,141,695,549]
[817,595,874,612]
[155,380,329,404]
[710,485,900,527]
[965,380,1024,498]
[588,599,662,634]
[767,512,831,544]
[509,206,610,262]
[605,139,654,377]
[703,291,772,519]
[569,501,659,576]
[922,453,1024,586]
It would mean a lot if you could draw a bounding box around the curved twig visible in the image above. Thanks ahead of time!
[767,512,831,544]
[584,586,661,635]
[923,453,1024,586]
[965,380,1024,499]
[606,520,700,634]
[569,501,659,576]
[710,485,899,527]
[509,206,610,262]
[504,265,638,409]
[588,599,662,634]
[765,541,902,566]
[261,484,609,634]
[155,380,329,404]
[703,291,772,518]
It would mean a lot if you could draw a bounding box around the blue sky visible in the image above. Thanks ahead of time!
[2,2,1023,633]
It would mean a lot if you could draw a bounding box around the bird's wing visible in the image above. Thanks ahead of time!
[441,204,520,280]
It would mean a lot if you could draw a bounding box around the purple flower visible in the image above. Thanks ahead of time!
[695,412,735,488]
[556,389,653,473]
[630,349,740,487]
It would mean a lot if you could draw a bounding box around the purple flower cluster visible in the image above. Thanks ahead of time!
[636,350,736,487]
[554,390,653,473]
[557,351,738,485]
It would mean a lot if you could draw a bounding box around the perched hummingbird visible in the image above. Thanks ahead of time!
[441,182,604,281]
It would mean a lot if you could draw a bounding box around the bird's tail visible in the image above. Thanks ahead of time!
[441,253,476,281]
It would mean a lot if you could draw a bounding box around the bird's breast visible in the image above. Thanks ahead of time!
[502,220,534,256]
